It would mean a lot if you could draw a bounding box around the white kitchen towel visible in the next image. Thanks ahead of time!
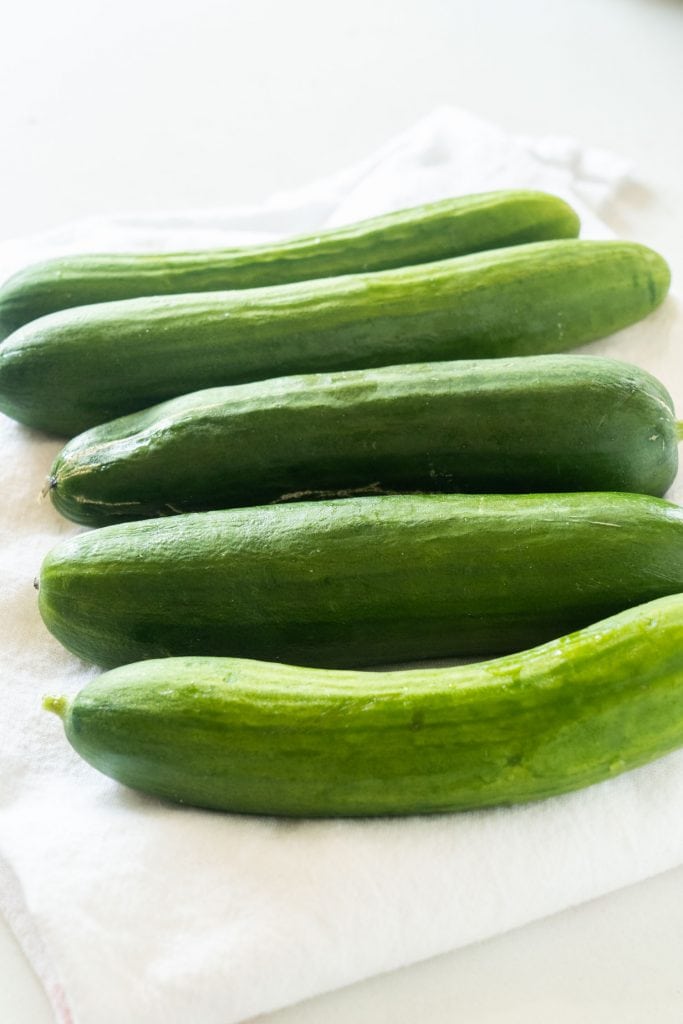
[0,106,681,1024]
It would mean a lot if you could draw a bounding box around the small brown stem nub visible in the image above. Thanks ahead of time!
[40,475,58,499]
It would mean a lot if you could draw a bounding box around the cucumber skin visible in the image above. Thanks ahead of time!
[52,594,683,817]
[0,239,669,437]
[38,492,683,670]
[0,190,580,338]
[49,354,679,526]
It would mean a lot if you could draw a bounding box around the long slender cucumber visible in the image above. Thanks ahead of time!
[0,239,669,436]
[38,492,683,669]
[43,594,683,817]
[0,190,580,338]
[48,354,679,526]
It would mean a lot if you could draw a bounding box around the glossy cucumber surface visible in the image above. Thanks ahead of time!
[38,492,683,669]
[0,190,581,338]
[45,594,683,816]
[48,354,679,526]
[0,239,670,436]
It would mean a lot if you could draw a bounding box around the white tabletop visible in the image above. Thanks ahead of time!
[2,1,683,1021]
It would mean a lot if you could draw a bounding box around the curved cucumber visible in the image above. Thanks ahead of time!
[0,239,670,436]
[44,594,683,817]
[38,492,683,669]
[0,190,580,338]
[49,354,679,526]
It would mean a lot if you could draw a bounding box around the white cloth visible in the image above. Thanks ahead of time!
[0,107,681,1024]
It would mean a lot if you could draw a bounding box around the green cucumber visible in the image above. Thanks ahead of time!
[44,593,683,817]
[38,492,683,669]
[0,190,580,338]
[48,354,679,527]
[0,239,669,436]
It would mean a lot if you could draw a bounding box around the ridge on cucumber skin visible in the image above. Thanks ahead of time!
[42,593,683,817]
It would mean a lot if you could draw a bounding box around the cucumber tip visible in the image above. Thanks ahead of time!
[43,694,68,719]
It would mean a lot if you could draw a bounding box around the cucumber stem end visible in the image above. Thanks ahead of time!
[43,694,68,719]
[39,475,58,500]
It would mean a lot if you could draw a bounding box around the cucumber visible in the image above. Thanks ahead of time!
[0,239,669,436]
[43,593,683,816]
[0,191,580,339]
[38,492,683,669]
[48,355,679,527]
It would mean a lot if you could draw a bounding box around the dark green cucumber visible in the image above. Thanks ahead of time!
[44,593,683,817]
[0,191,580,338]
[48,354,679,527]
[0,239,670,436]
[38,492,683,669]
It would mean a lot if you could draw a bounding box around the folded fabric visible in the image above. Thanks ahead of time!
[0,106,680,1024]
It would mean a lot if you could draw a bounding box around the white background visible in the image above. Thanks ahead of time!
[2,0,683,1021]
